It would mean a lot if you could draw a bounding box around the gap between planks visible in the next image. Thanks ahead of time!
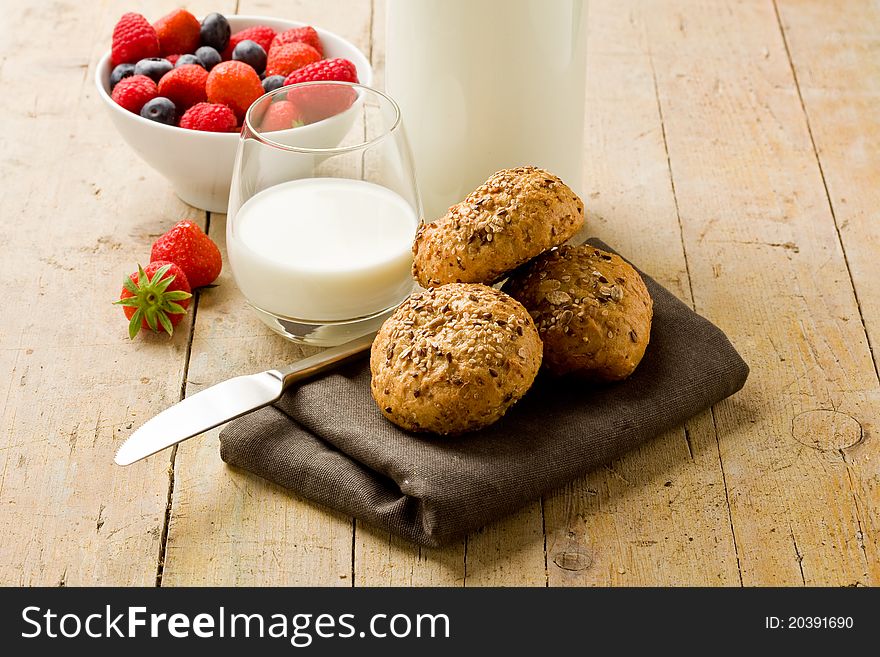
[349,0,378,587]
[647,34,745,587]
[771,0,878,385]
[154,211,211,587]
[771,0,876,575]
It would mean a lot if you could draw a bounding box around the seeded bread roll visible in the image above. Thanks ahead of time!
[412,166,584,287]
[502,245,652,380]
[370,283,542,435]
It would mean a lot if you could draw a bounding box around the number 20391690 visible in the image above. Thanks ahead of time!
[765,616,854,630]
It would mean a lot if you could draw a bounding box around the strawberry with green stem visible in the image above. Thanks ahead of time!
[115,261,192,339]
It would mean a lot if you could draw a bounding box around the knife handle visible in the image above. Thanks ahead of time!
[274,332,375,391]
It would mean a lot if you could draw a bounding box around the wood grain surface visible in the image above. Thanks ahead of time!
[0,0,876,586]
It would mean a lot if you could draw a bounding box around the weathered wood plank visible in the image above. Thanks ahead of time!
[773,0,880,584]
[543,0,740,586]
[772,1,880,377]
[0,0,224,585]
[354,524,465,587]
[633,0,879,585]
[161,0,373,586]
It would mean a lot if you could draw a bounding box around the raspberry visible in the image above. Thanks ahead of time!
[259,101,305,132]
[111,74,158,114]
[165,54,182,65]
[265,42,321,77]
[153,9,201,56]
[178,102,238,132]
[221,25,277,60]
[158,64,208,111]
[111,13,159,66]
[284,58,359,85]
[270,26,323,57]
[206,61,264,119]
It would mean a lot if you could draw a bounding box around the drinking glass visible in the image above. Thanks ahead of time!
[227,83,422,346]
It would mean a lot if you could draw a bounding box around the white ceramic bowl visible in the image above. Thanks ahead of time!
[95,15,373,212]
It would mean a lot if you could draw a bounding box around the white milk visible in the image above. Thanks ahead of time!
[386,0,588,222]
[227,178,418,321]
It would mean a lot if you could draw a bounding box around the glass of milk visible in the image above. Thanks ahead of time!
[386,0,588,223]
[227,83,422,346]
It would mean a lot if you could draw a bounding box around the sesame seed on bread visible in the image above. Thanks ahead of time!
[370,283,542,435]
[412,166,584,287]
[503,245,653,380]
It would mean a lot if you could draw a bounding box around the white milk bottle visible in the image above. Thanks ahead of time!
[385,0,588,222]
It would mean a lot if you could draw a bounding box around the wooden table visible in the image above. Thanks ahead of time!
[1,0,877,587]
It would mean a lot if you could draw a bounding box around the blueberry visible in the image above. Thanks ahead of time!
[174,54,204,69]
[139,97,177,125]
[134,57,173,83]
[262,75,286,93]
[200,12,231,51]
[109,63,135,90]
[195,46,221,71]
[232,40,267,75]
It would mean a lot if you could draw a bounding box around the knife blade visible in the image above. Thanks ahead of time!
[114,332,375,466]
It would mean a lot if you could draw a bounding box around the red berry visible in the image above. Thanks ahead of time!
[296,84,357,124]
[115,262,192,338]
[222,25,277,60]
[265,42,321,78]
[111,74,158,114]
[179,102,238,132]
[284,58,359,85]
[270,26,323,57]
[291,85,357,125]
[150,220,222,289]
[158,64,208,111]
[111,13,160,66]
[259,100,305,132]
[153,9,201,56]
[206,61,264,119]
[165,54,182,65]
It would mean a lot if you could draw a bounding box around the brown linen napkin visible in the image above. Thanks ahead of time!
[220,239,749,547]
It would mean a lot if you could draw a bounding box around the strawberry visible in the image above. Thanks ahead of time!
[158,64,208,111]
[150,220,222,289]
[259,100,305,131]
[265,42,321,77]
[179,102,238,132]
[293,85,358,124]
[111,74,158,114]
[153,9,201,56]
[115,262,192,338]
[284,58,359,85]
[206,60,264,119]
[111,13,160,66]
[222,25,277,60]
[270,26,323,57]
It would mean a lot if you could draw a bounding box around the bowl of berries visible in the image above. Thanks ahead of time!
[95,10,373,213]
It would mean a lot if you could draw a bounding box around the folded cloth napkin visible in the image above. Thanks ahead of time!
[220,239,749,547]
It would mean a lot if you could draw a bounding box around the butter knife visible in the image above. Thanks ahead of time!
[114,332,375,466]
